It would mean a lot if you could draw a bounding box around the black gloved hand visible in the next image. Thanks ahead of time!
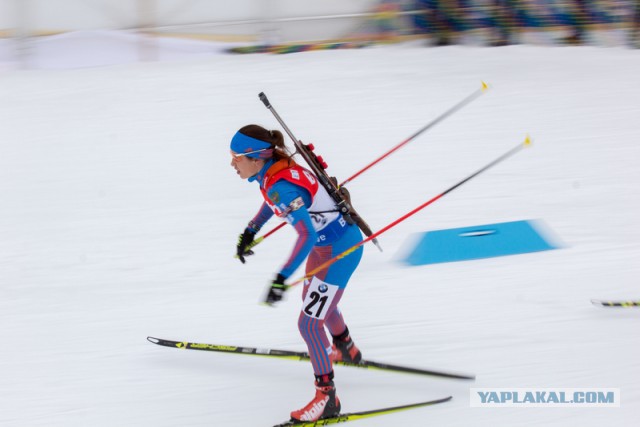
[264,273,288,306]
[236,228,256,264]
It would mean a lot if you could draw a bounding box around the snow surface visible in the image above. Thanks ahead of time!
[1,43,639,426]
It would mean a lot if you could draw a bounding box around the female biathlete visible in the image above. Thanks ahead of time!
[230,124,363,423]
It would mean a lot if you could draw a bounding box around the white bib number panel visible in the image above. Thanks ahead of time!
[302,277,339,320]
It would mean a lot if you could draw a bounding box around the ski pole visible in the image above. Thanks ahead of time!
[341,81,489,186]
[284,135,532,290]
[237,82,490,257]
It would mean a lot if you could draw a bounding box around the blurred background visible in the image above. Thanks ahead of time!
[0,0,638,69]
[2,2,639,427]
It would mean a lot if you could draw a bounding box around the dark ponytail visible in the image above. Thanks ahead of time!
[238,124,292,161]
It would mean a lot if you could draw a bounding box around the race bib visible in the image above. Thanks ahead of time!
[302,277,339,320]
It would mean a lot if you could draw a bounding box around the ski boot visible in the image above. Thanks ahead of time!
[290,373,341,422]
[330,327,362,363]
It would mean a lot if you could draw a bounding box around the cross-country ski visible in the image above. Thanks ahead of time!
[591,300,640,308]
[146,337,475,380]
[272,396,452,426]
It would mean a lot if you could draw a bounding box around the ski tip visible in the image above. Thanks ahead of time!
[591,299,639,307]
[481,81,490,92]
[524,135,532,147]
[147,336,159,344]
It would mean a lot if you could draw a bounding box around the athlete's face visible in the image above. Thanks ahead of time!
[230,150,264,179]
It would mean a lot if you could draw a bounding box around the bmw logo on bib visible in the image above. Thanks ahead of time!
[318,283,328,293]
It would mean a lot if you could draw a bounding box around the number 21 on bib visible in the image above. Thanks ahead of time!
[302,277,339,320]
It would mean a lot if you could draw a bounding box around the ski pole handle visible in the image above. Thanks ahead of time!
[233,235,266,260]
[231,221,290,259]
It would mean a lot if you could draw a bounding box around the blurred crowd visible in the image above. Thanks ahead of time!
[412,0,640,47]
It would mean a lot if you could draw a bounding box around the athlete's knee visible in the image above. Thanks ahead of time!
[298,311,325,340]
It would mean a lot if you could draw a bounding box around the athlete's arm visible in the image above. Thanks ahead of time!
[267,180,317,278]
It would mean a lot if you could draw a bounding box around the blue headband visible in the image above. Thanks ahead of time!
[230,132,274,159]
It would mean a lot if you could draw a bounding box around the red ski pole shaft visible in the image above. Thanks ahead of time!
[287,136,531,288]
[233,222,286,260]
[340,82,489,187]
[251,222,285,247]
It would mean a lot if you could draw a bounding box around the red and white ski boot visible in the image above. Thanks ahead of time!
[290,373,341,422]
[330,327,362,363]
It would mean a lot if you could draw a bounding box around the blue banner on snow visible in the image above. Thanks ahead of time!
[401,219,562,266]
